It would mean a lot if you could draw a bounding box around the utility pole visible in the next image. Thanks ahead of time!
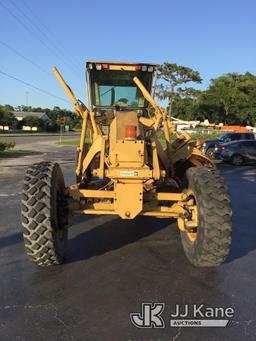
[25,91,29,108]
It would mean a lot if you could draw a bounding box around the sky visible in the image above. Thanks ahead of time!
[0,0,256,111]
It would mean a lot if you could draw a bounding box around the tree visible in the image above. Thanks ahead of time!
[172,97,197,121]
[0,105,17,127]
[155,63,202,116]
[171,89,202,120]
[198,72,256,125]
[21,115,43,128]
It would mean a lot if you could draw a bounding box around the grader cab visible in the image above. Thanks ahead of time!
[21,61,232,267]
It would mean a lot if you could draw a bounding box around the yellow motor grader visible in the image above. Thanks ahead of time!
[21,61,232,267]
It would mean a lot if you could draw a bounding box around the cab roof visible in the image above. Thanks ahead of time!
[86,61,158,72]
[86,61,158,67]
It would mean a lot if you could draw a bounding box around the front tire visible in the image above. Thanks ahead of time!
[21,162,68,266]
[180,167,232,267]
[206,147,214,158]
[231,154,244,166]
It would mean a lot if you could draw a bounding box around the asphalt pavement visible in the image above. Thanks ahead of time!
[0,138,256,341]
[0,133,79,146]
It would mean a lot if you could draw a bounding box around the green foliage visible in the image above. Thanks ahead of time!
[73,122,82,131]
[0,141,16,151]
[21,115,43,128]
[189,130,223,141]
[166,68,256,126]
[197,72,256,125]
[0,105,17,128]
[12,105,81,131]
[44,106,81,131]
[172,96,198,121]
[156,63,202,116]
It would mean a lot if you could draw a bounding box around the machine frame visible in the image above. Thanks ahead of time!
[52,61,212,231]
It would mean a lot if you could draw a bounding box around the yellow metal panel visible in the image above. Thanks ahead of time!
[98,137,106,179]
[109,65,137,71]
[133,76,159,111]
[109,140,145,165]
[92,202,113,210]
[142,202,186,217]
[140,211,181,218]
[82,136,104,174]
[90,111,102,140]
[79,209,116,215]
[76,112,88,176]
[114,182,143,219]
[190,147,214,166]
[139,116,155,127]
[76,189,114,199]
[157,193,187,201]
[151,139,160,179]
[78,209,184,218]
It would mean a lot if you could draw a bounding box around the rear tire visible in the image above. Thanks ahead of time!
[180,167,232,267]
[21,162,68,266]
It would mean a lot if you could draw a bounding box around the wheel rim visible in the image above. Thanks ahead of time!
[178,189,199,242]
[206,148,214,158]
[186,195,198,242]
[232,155,243,166]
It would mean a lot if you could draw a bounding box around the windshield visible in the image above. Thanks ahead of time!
[90,70,152,108]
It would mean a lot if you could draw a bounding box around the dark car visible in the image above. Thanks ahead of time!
[201,132,255,157]
[213,140,256,165]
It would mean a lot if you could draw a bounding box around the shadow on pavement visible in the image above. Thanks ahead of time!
[68,164,256,265]
[0,232,23,249]
[67,216,172,264]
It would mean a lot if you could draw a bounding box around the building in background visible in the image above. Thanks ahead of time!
[12,111,49,122]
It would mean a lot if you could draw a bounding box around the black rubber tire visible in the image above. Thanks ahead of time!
[231,154,244,166]
[180,167,232,267]
[21,162,68,266]
[206,147,214,158]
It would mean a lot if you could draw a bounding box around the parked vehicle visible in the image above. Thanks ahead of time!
[213,140,256,165]
[201,132,255,157]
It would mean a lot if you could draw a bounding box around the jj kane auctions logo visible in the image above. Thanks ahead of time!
[130,303,235,328]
